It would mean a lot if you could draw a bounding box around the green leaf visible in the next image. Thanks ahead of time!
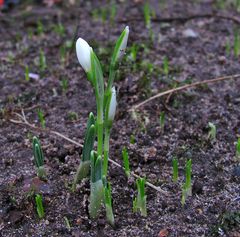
[91,51,104,99]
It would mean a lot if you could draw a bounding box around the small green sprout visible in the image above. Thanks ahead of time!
[143,2,151,29]
[72,113,95,191]
[133,197,137,212]
[53,23,65,37]
[225,38,231,56]
[208,122,216,140]
[159,111,165,131]
[60,45,67,65]
[35,194,44,219]
[172,157,178,183]
[163,56,169,75]
[60,78,68,94]
[135,177,147,217]
[181,183,188,206]
[185,159,192,196]
[89,151,104,219]
[110,1,117,26]
[32,136,46,179]
[130,134,135,144]
[236,138,240,160]
[122,147,130,178]
[39,49,47,72]
[37,108,46,128]
[236,0,240,11]
[104,182,115,226]
[234,29,240,57]
[64,216,71,231]
[37,20,44,35]
[25,65,30,82]
[67,111,78,121]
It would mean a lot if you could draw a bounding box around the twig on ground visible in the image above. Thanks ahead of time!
[130,74,240,111]
[9,111,168,194]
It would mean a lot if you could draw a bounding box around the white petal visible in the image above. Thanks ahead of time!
[76,38,92,72]
[117,26,129,60]
[108,87,117,121]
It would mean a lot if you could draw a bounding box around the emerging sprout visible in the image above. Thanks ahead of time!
[35,194,44,219]
[135,177,147,217]
[236,138,240,161]
[172,157,178,183]
[89,151,104,219]
[208,122,216,140]
[76,38,93,73]
[37,108,46,128]
[104,182,115,226]
[72,113,95,191]
[185,159,192,196]
[32,136,46,179]
[159,111,165,132]
[181,183,188,206]
[122,147,130,178]
[25,65,30,82]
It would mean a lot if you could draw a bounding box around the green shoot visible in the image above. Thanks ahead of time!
[234,29,240,57]
[236,138,240,160]
[72,113,95,191]
[130,134,135,144]
[60,45,67,65]
[181,183,188,206]
[225,38,231,56]
[32,136,46,179]
[25,65,30,82]
[129,43,138,62]
[163,56,169,75]
[159,111,165,131]
[53,23,65,37]
[185,159,192,196]
[208,122,216,140]
[89,151,104,219]
[236,0,240,11]
[136,177,147,217]
[37,108,46,128]
[110,1,117,26]
[68,111,78,121]
[37,20,44,35]
[122,147,130,178]
[35,194,44,219]
[64,216,71,231]
[39,49,47,72]
[104,182,115,226]
[143,2,151,29]
[172,158,178,183]
[133,197,137,212]
[60,78,68,94]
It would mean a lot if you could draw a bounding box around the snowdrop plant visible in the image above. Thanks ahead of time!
[74,26,129,221]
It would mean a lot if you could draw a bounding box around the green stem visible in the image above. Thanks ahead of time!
[96,98,104,156]
[103,129,110,177]
[104,64,116,108]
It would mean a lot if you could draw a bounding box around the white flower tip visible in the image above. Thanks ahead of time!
[108,87,117,121]
[76,38,92,72]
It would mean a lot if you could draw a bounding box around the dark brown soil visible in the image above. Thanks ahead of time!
[0,1,240,236]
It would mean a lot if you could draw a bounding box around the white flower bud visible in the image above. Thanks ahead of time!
[108,87,117,122]
[116,26,129,61]
[76,38,92,73]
